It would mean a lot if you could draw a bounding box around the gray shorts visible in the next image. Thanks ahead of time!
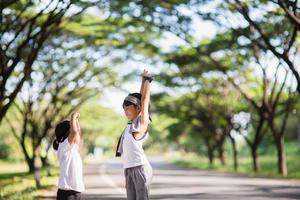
[124,165,152,200]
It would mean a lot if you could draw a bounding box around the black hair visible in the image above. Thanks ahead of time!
[122,93,142,108]
[53,120,70,150]
[122,92,152,121]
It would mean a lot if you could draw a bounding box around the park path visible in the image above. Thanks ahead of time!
[39,157,300,200]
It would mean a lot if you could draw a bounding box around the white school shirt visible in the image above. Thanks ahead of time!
[121,116,150,169]
[57,139,85,192]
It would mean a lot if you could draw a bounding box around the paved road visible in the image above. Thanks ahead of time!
[40,157,300,200]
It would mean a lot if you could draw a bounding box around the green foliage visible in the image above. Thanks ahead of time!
[153,75,245,155]
[168,141,300,179]
[0,112,24,162]
[78,99,125,153]
[0,167,58,200]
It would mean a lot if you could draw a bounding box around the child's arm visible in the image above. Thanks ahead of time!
[68,112,81,144]
[134,70,151,140]
[140,70,146,94]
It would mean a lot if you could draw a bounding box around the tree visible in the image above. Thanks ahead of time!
[5,35,116,187]
[163,38,296,175]
[227,47,298,175]
[154,77,243,167]
[274,0,300,30]
[0,0,95,123]
[200,0,300,92]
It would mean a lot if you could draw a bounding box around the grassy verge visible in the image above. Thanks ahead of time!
[167,151,300,179]
[0,162,58,200]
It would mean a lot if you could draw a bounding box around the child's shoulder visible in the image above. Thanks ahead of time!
[58,138,78,152]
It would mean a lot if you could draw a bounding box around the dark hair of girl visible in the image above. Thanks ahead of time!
[53,120,70,150]
[122,93,142,108]
[122,93,152,121]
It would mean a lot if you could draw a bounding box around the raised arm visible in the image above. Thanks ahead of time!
[140,76,150,125]
[134,70,151,140]
[68,112,81,144]
[140,70,146,94]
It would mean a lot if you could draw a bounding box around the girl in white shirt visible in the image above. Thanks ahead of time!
[116,69,153,200]
[53,112,85,200]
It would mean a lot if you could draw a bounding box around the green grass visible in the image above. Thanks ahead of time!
[167,143,300,179]
[0,162,58,200]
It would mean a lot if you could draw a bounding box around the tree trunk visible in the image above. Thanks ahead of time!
[33,148,41,188]
[251,145,260,172]
[275,136,287,176]
[41,155,51,176]
[218,146,226,166]
[26,157,35,173]
[250,115,265,173]
[207,149,214,166]
[297,124,300,147]
[21,142,35,173]
[229,136,238,171]
[269,117,288,176]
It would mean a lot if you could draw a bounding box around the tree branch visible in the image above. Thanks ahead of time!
[277,0,300,30]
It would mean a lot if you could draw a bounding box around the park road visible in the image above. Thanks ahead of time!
[39,157,300,200]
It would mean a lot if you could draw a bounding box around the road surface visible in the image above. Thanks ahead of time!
[39,157,300,200]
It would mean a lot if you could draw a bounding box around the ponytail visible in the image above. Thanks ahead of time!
[53,120,70,151]
[53,139,59,150]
